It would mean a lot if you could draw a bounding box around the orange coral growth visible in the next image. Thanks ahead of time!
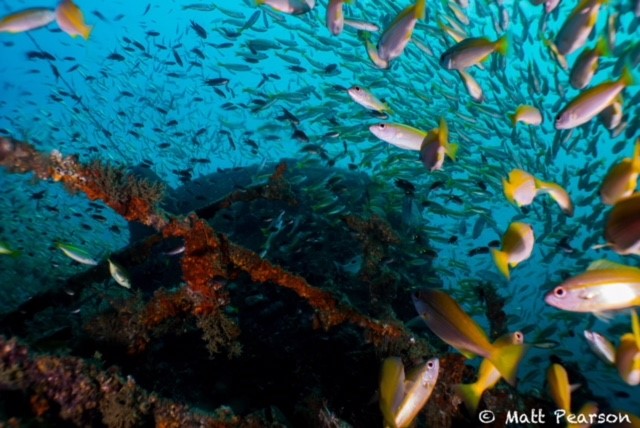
[142,288,192,331]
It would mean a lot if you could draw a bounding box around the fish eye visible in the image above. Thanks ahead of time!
[514,332,523,341]
[354,86,361,91]
[554,287,565,297]
[427,361,434,369]
[379,124,386,129]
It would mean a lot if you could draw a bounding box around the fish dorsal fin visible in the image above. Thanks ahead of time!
[587,259,638,271]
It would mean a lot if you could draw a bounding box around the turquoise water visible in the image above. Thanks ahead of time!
[1,0,639,425]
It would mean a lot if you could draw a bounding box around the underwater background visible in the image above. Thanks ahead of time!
[0,0,639,426]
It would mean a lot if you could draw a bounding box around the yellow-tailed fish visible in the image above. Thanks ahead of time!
[438,19,466,43]
[256,0,315,15]
[0,241,19,257]
[359,30,389,69]
[326,0,353,36]
[600,139,640,205]
[605,192,640,255]
[419,118,459,171]
[555,67,633,130]
[377,0,426,63]
[394,358,439,428]
[369,123,426,151]
[412,288,526,385]
[55,0,92,39]
[379,357,405,427]
[492,222,534,280]
[615,310,640,386]
[343,19,379,32]
[348,86,391,113]
[545,259,640,314]
[108,258,131,289]
[555,0,607,55]
[547,363,577,415]
[453,331,524,415]
[457,69,484,103]
[509,105,542,126]
[503,169,537,207]
[541,35,569,70]
[599,94,623,130]
[56,242,99,266]
[439,36,508,70]
[583,330,615,364]
[0,8,55,33]
[534,178,574,216]
[570,36,610,90]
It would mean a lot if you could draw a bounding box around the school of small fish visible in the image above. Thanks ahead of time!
[1,0,640,424]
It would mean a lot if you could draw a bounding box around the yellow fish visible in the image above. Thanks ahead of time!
[0,8,55,33]
[326,0,353,36]
[419,118,459,172]
[503,169,574,216]
[555,0,607,55]
[492,222,535,280]
[508,105,542,126]
[377,0,426,63]
[547,363,579,416]
[615,311,640,386]
[546,260,640,314]
[379,357,439,428]
[453,331,524,414]
[555,67,633,130]
[412,289,526,385]
[600,139,640,205]
[55,0,92,39]
[605,192,640,255]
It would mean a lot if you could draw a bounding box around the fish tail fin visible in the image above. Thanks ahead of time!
[453,383,483,415]
[81,24,92,40]
[621,66,634,87]
[508,112,517,126]
[415,0,427,20]
[491,248,510,280]
[488,344,527,386]
[595,35,611,57]
[495,35,509,56]
[438,117,457,160]
[446,143,459,161]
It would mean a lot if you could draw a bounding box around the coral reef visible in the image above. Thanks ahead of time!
[0,335,272,427]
